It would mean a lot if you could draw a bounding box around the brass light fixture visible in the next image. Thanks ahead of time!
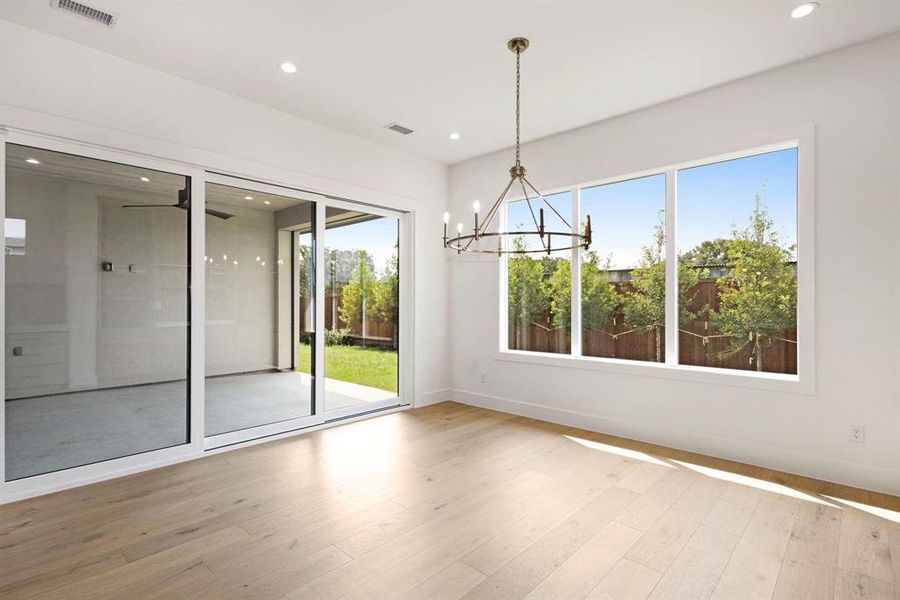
[443,37,592,255]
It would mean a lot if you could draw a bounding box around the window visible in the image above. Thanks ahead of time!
[4,218,26,256]
[580,174,665,362]
[678,148,798,374]
[502,144,802,382]
[506,191,572,354]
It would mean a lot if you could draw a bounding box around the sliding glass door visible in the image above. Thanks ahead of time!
[203,180,322,446]
[4,144,190,480]
[1,137,411,494]
[323,205,401,417]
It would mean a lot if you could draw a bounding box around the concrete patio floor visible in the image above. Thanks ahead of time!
[5,370,397,480]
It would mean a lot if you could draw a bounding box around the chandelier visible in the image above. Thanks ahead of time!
[443,37,592,255]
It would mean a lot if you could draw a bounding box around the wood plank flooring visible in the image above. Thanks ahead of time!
[1,401,898,599]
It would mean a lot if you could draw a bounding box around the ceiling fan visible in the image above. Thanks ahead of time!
[122,186,234,220]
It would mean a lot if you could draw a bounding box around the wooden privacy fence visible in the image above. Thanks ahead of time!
[299,292,397,348]
[509,279,797,374]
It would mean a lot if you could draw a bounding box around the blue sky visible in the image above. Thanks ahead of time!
[509,147,797,269]
[326,216,399,273]
[679,147,797,264]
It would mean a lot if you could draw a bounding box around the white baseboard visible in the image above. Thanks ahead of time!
[416,388,450,408]
[450,388,899,496]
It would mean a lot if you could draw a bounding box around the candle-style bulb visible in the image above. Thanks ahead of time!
[457,222,464,234]
[443,211,450,224]
[472,200,480,214]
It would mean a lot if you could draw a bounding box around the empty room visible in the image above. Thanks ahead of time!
[0,1,898,598]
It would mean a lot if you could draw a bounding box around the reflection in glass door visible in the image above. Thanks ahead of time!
[204,183,318,442]
[4,144,190,480]
[323,206,400,417]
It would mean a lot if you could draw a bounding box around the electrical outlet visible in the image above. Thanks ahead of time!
[849,425,865,444]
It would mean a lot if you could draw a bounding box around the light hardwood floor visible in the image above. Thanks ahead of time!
[1,401,898,599]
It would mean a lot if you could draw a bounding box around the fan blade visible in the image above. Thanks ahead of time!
[121,204,179,208]
[205,208,234,220]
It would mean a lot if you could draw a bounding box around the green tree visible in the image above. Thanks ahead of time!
[369,245,400,348]
[507,235,549,348]
[297,243,313,299]
[547,257,571,327]
[548,250,622,331]
[680,238,731,266]
[338,250,375,330]
[622,212,699,362]
[581,251,623,331]
[711,194,797,371]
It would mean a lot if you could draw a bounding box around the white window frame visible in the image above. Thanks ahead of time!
[498,129,815,395]
[0,129,416,503]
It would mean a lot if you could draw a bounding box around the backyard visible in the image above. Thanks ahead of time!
[297,342,398,394]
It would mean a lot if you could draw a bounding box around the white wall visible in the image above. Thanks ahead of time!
[0,20,451,404]
[5,172,192,395]
[449,34,900,494]
[205,204,278,377]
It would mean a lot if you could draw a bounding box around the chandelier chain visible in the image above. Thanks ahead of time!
[515,47,521,167]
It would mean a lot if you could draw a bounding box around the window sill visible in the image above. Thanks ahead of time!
[495,349,814,395]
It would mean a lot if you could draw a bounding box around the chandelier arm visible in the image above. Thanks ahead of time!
[466,176,515,251]
[480,175,516,235]
[523,177,573,229]
[520,179,548,251]
[445,230,587,254]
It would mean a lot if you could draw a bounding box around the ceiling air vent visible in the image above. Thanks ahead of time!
[51,0,118,27]
[384,122,415,136]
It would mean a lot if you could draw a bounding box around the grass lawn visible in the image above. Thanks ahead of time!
[297,343,398,394]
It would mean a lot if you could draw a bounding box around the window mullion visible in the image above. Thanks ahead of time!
[570,188,582,356]
[664,169,678,365]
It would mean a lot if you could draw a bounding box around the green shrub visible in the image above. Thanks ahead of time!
[324,327,352,346]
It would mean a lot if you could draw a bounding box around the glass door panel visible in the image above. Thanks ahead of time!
[204,183,317,438]
[4,144,190,480]
[323,207,400,416]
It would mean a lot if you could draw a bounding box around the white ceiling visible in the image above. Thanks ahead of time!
[1,1,898,165]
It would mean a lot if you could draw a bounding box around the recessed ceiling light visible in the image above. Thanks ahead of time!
[278,61,297,74]
[791,2,818,18]
[263,200,272,205]
[448,132,461,141]
[140,176,150,182]
[244,195,254,200]
[25,158,41,165]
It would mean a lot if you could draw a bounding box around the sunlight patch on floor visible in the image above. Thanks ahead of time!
[564,435,674,467]
[823,495,900,524]
[671,460,838,506]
